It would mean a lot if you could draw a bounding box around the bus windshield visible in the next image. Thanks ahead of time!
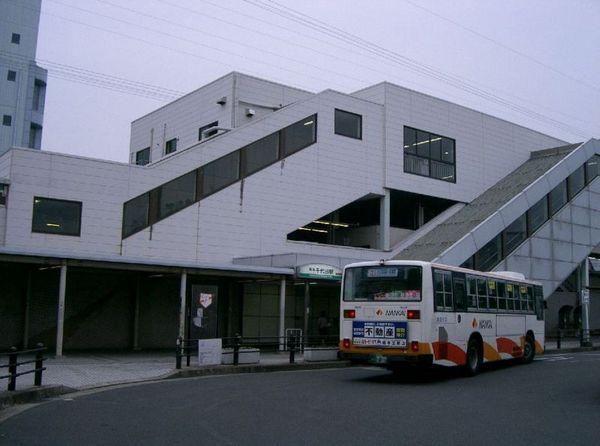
[343,265,422,302]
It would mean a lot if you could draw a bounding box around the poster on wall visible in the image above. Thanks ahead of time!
[190,285,219,339]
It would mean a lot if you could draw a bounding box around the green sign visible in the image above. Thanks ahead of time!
[296,264,342,281]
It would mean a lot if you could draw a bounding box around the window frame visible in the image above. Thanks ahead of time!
[7,70,16,82]
[11,33,21,44]
[403,126,456,183]
[198,121,219,141]
[2,115,12,127]
[31,196,82,237]
[135,147,150,166]
[334,109,362,140]
[165,138,178,155]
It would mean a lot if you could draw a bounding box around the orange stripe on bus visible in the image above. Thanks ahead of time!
[432,342,466,365]
[483,342,502,361]
[497,337,523,357]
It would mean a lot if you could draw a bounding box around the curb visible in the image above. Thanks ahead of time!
[0,360,352,411]
[544,345,600,354]
[0,385,76,409]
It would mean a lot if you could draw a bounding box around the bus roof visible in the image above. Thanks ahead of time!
[343,260,542,286]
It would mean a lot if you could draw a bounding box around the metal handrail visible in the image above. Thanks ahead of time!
[0,344,47,391]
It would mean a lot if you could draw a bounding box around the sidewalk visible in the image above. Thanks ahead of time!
[544,335,600,353]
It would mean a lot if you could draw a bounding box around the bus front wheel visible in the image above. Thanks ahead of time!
[465,338,482,376]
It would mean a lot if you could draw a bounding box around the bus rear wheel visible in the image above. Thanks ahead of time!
[465,338,482,376]
[522,336,535,364]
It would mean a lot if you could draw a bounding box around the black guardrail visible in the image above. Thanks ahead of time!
[176,334,339,369]
[547,328,599,349]
[0,344,47,391]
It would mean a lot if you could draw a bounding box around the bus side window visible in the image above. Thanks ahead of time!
[497,282,506,310]
[506,283,515,310]
[519,285,529,313]
[534,285,544,320]
[467,276,477,310]
[527,286,534,313]
[443,272,453,309]
[477,278,488,310]
[452,273,467,311]
[434,271,445,310]
[488,280,498,311]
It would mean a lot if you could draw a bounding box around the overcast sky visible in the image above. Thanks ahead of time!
[35,0,600,162]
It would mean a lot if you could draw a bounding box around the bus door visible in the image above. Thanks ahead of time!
[451,272,468,347]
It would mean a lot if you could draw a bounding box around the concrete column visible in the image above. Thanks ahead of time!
[278,278,286,351]
[55,263,67,357]
[580,258,592,347]
[303,281,310,345]
[178,271,188,339]
[380,189,391,251]
[132,274,141,350]
[22,270,33,349]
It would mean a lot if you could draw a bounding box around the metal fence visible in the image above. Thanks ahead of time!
[176,334,339,369]
[0,344,47,391]
[546,328,599,349]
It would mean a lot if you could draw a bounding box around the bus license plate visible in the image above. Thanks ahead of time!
[352,321,407,348]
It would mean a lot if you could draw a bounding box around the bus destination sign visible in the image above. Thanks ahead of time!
[352,321,407,348]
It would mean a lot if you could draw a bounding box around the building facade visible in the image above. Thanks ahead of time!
[0,0,47,156]
[0,72,598,353]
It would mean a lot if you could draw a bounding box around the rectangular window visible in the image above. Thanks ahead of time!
[403,126,455,182]
[477,278,488,310]
[534,285,544,320]
[165,138,177,155]
[281,115,317,156]
[2,115,11,126]
[11,33,20,44]
[467,276,478,309]
[32,197,82,236]
[503,214,526,256]
[122,193,149,238]
[567,165,585,199]
[33,79,45,111]
[343,265,422,302]
[475,234,502,271]
[487,280,498,310]
[527,197,548,236]
[28,123,42,150]
[586,155,599,183]
[497,282,507,310]
[135,147,150,166]
[200,151,240,197]
[433,269,453,311]
[0,184,8,206]
[7,70,16,81]
[506,283,515,311]
[334,109,362,139]
[549,180,567,215]
[158,171,196,219]
[241,132,279,176]
[199,121,219,141]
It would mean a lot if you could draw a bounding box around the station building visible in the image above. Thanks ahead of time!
[1,72,598,353]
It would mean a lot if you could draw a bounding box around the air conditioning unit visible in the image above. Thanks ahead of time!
[216,96,227,105]
[245,108,255,117]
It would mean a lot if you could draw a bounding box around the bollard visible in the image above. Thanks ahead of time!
[176,337,182,370]
[289,335,295,364]
[186,340,191,367]
[233,334,241,366]
[557,329,561,350]
[34,343,44,386]
[7,346,17,391]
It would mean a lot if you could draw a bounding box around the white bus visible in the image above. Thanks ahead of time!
[339,260,545,375]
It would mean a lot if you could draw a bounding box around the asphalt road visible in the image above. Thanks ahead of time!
[1,352,600,446]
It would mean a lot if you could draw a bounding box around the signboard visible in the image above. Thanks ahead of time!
[582,289,590,305]
[198,338,222,366]
[352,321,407,348]
[296,264,342,281]
[189,285,219,339]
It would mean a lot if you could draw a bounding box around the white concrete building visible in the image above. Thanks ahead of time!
[1,72,598,353]
[0,0,47,155]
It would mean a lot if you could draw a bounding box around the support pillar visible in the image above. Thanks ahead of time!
[178,271,188,339]
[55,263,67,357]
[132,274,141,350]
[380,189,391,251]
[303,281,310,346]
[580,258,592,347]
[22,270,32,349]
[279,278,286,351]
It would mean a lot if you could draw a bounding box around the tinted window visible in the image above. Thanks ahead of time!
[199,121,218,140]
[165,138,177,154]
[568,165,585,199]
[159,171,196,219]
[241,132,279,176]
[32,197,82,236]
[549,180,567,215]
[467,276,477,309]
[503,214,526,256]
[527,197,548,235]
[403,126,455,183]
[201,151,240,197]
[334,109,362,139]
[135,147,150,166]
[475,234,502,271]
[123,193,149,238]
[282,115,317,156]
[497,282,507,310]
[477,278,488,309]
[343,266,422,302]
[487,280,498,310]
